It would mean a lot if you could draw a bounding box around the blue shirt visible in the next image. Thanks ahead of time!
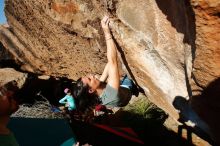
[60,138,77,146]
[59,95,76,110]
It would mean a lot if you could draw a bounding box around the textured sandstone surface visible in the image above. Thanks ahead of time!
[0,0,219,144]
[192,0,220,88]
[190,0,220,144]
[0,68,27,88]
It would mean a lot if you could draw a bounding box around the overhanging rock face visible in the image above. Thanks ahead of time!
[1,0,219,143]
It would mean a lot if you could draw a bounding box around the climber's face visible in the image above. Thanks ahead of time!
[81,74,100,94]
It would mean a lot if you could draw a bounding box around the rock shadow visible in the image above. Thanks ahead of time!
[173,96,216,145]
[191,78,220,146]
[155,0,196,61]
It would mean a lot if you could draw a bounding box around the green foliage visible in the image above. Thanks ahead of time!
[123,96,167,122]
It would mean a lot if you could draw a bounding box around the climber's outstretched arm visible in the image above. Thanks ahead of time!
[99,63,109,82]
[101,16,120,89]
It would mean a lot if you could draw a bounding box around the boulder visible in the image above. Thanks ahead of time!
[0,0,219,143]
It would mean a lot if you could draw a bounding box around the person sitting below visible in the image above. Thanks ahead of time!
[73,16,139,113]
[59,88,76,114]
[0,81,20,146]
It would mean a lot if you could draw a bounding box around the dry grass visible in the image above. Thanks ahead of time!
[12,99,64,119]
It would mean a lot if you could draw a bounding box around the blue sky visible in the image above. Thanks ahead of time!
[0,0,6,24]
